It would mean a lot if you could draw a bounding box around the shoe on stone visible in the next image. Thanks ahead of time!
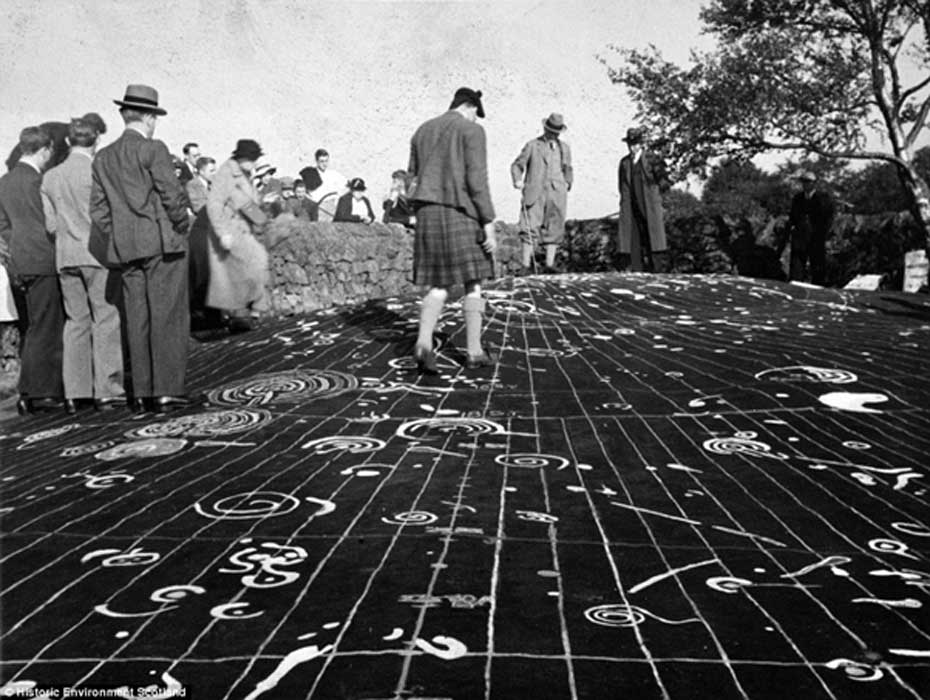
[413,346,439,375]
[94,396,127,411]
[28,397,65,413]
[464,350,496,369]
[227,317,253,334]
[153,395,191,413]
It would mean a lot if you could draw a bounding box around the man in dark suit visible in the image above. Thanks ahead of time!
[90,84,192,413]
[617,127,671,272]
[408,87,497,373]
[788,170,835,285]
[0,126,64,414]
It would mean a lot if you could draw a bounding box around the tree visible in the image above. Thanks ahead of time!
[837,144,930,212]
[701,160,790,219]
[603,0,930,241]
[663,188,703,220]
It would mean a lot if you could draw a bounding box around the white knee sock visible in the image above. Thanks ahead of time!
[545,244,557,268]
[416,290,445,351]
[463,295,486,356]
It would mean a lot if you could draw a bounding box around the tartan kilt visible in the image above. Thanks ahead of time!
[413,204,494,287]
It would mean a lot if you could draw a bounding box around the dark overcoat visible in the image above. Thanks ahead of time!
[617,151,670,254]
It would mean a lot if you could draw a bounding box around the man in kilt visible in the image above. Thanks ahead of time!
[407,87,497,373]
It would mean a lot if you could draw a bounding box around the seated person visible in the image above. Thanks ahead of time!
[334,177,375,223]
[382,168,415,227]
[268,176,295,218]
[289,178,319,221]
[253,162,282,216]
[300,148,346,204]
[253,162,280,201]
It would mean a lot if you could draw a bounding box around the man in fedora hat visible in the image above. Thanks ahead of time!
[90,84,193,413]
[617,126,671,272]
[407,86,497,373]
[511,112,573,273]
[788,169,834,285]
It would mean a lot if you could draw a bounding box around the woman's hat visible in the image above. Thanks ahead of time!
[113,84,167,116]
[232,139,264,161]
[542,113,567,133]
[449,87,485,118]
[253,163,277,179]
[347,177,367,192]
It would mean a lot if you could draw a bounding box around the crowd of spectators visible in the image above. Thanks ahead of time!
[0,84,417,416]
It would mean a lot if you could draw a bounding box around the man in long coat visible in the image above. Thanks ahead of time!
[205,139,269,333]
[511,112,573,273]
[788,170,834,285]
[617,127,671,272]
[90,84,192,413]
[0,126,63,414]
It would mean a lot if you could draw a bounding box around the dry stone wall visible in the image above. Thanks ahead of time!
[263,217,523,315]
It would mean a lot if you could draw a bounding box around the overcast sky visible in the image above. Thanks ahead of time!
[1,1,925,218]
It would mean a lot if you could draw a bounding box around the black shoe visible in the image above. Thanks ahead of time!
[413,346,439,375]
[16,397,30,416]
[30,397,64,413]
[464,350,497,370]
[153,395,191,413]
[64,399,79,415]
[227,317,253,334]
[94,396,127,411]
[130,397,150,414]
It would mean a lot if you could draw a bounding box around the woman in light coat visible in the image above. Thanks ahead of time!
[205,139,269,332]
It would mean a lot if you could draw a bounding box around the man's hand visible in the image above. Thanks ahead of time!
[513,180,523,190]
[481,222,497,254]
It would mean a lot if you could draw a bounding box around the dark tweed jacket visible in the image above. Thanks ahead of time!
[90,128,191,264]
[408,110,495,225]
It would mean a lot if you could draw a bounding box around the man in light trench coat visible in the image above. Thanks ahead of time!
[511,112,573,273]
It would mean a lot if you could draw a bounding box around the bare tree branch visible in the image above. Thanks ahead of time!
[900,74,930,105]
[905,92,930,150]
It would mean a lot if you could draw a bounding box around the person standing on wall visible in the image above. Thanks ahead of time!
[407,86,497,373]
[511,112,573,274]
[90,84,193,413]
[617,127,671,272]
[41,117,125,414]
[0,126,64,415]
[788,170,835,285]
